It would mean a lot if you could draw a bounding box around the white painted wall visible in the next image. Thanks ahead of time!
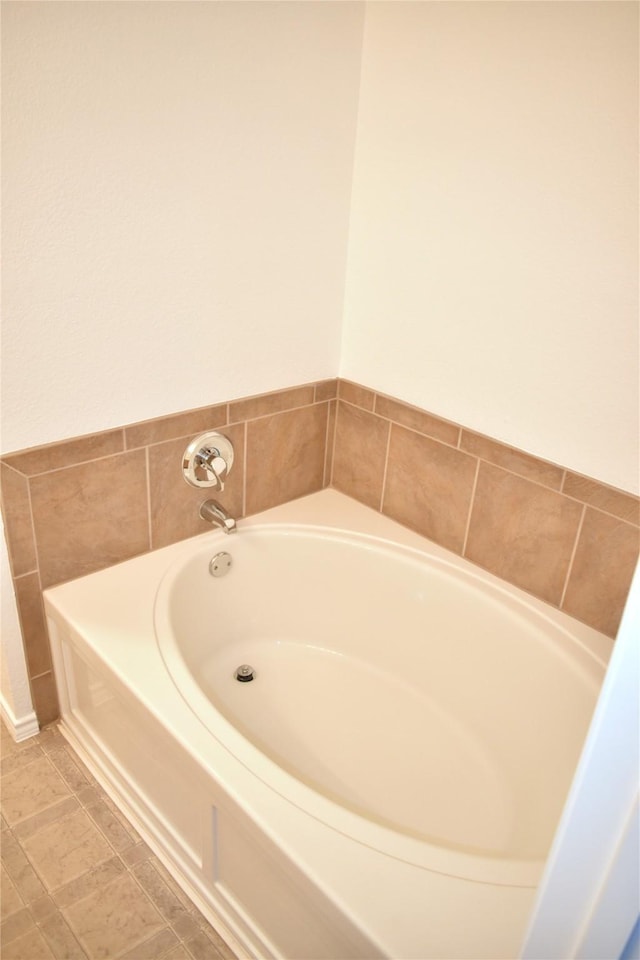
[342,1,639,494]
[0,518,38,739]
[1,1,364,453]
[3,2,637,489]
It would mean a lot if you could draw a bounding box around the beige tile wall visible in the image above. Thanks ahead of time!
[1,376,638,727]
[333,380,639,639]
[1,382,337,724]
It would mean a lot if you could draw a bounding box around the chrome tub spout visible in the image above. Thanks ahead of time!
[199,499,237,534]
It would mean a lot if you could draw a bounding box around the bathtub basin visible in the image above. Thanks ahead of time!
[154,522,605,878]
[45,489,611,959]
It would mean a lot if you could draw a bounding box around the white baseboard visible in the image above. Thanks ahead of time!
[0,694,40,742]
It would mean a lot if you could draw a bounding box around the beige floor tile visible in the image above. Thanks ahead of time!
[171,914,202,942]
[47,746,93,792]
[40,911,88,960]
[22,808,113,891]
[197,923,241,960]
[164,947,193,960]
[37,725,67,753]
[1,830,47,903]
[1,904,36,945]
[120,927,179,959]
[1,863,25,919]
[1,925,56,959]
[13,796,80,841]
[1,742,44,777]
[1,756,71,825]
[85,798,137,852]
[185,929,230,960]
[0,723,36,755]
[63,872,165,958]
[28,893,58,924]
[1,721,239,960]
[120,841,153,868]
[132,860,193,926]
[52,856,125,909]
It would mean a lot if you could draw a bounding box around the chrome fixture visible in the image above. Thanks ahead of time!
[235,664,255,682]
[209,551,232,577]
[200,499,237,535]
[183,432,234,490]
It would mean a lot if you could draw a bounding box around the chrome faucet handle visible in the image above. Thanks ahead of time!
[210,455,227,490]
[195,448,227,490]
[183,433,234,489]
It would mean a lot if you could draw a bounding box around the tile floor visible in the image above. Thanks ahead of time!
[0,720,242,960]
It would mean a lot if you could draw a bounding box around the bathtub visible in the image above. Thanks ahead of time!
[45,489,611,960]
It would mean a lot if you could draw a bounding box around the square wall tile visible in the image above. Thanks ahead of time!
[30,450,150,588]
[13,574,51,678]
[383,425,477,554]
[29,674,59,728]
[245,404,328,515]
[332,402,389,509]
[562,508,640,636]
[465,463,583,606]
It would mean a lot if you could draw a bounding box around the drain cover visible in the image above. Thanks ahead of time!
[234,664,255,682]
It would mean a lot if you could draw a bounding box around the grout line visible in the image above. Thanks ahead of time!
[3,448,137,479]
[322,402,332,488]
[560,468,568,493]
[26,668,53,682]
[26,478,42,590]
[227,395,324,429]
[378,421,393,514]
[0,459,31,479]
[559,503,586,610]
[145,447,153,551]
[329,400,340,488]
[461,457,481,557]
[11,568,40,581]
[242,422,248,519]
[341,397,464,453]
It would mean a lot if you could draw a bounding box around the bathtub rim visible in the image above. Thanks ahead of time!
[152,511,611,889]
[42,490,612,897]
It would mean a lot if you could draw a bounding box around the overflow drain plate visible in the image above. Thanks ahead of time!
[209,552,232,577]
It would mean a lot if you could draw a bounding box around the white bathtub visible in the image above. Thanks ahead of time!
[45,489,611,960]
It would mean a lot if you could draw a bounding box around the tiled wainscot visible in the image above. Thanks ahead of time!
[1,378,638,727]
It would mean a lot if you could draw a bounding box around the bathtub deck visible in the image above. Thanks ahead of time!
[0,720,241,960]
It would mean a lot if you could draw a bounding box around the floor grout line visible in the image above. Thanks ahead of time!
[0,721,238,960]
